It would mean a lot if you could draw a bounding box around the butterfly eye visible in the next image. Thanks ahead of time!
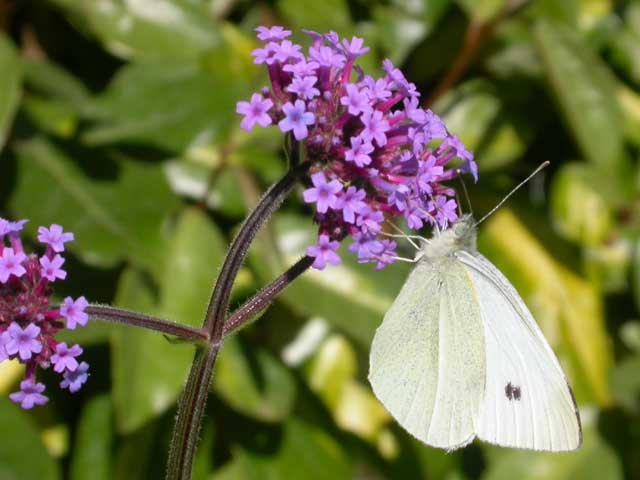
[454,225,467,237]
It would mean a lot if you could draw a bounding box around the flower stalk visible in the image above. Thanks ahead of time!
[166,158,310,480]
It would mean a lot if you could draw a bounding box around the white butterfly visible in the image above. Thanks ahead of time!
[368,213,582,452]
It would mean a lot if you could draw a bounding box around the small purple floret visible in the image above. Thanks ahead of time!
[60,296,89,330]
[37,224,74,252]
[302,172,343,213]
[2,322,42,361]
[0,248,26,283]
[40,254,67,282]
[9,379,48,409]
[344,136,374,167]
[287,76,320,100]
[278,100,315,140]
[60,361,89,393]
[360,109,390,147]
[51,342,83,373]
[307,234,341,270]
[236,94,273,131]
[255,26,291,41]
[334,186,367,224]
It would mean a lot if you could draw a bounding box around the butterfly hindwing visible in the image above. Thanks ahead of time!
[456,251,582,451]
[369,259,485,450]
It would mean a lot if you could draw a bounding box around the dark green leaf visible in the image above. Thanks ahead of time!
[608,3,640,87]
[70,0,220,61]
[534,20,634,203]
[22,59,90,113]
[212,419,352,480]
[436,79,533,171]
[0,33,21,152]
[611,353,640,413]
[214,336,297,422]
[83,62,242,153]
[277,0,352,34]
[0,397,61,480]
[634,236,640,312]
[373,0,451,64]
[11,138,179,276]
[70,395,113,480]
[112,208,226,432]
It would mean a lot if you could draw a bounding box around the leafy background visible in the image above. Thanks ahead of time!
[0,0,639,478]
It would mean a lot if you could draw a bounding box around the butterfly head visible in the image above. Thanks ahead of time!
[419,214,477,260]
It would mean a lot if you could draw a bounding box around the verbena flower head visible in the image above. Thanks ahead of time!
[0,219,89,409]
[237,27,477,270]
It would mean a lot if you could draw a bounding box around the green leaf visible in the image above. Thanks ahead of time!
[479,209,613,406]
[277,0,352,34]
[550,163,612,246]
[372,0,451,64]
[611,353,640,413]
[0,32,21,152]
[165,160,247,219]
[456,0,506,22]
[617,83,640,148]
[11,138,179,276]
[112,208,226,432]
[113,422,159,480]
[214,336,297,422]
[21,95,78,139]
[70,395,113,480]
[583,237,633,294]
[157,207,227,327]
[306,335,390,442]
[83,61,242,153]
[607,3,640,87]
[75,0,220,61]
[22,59,90,114]
[436,79,533,171]
[533,20,634,202]
[212,419,352,480]
[249,214,411,347]
[633,236,640,312]
[0,397,61,480]
[482,410,623,480]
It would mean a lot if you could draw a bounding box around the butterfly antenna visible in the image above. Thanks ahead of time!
[474,161,550,227]
[384,220,422,250]
[457,170,474,216]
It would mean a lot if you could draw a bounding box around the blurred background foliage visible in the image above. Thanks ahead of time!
[0,0,639,479]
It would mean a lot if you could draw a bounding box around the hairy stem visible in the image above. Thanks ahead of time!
[223,255,314,336]
[166,157,309,480]
[86,305,209,344]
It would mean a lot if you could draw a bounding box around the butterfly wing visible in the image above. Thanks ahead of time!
[369,259,485,450]
[456,251,582,451]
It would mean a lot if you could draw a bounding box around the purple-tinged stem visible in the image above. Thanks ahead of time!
[223,255,314,336]
[85,305,209,344]
[166,156,310,480]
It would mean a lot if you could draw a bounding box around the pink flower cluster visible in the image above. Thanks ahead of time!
[236,26,476,270]
[0,218,89,409]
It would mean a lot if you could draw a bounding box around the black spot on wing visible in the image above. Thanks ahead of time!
[505,382,522,401]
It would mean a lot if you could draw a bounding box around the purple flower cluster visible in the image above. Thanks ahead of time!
[236,27,477,270]
[0,219,89,409]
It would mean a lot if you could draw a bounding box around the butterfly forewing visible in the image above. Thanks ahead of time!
[369,259,485,450]
[456,251,582,451]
